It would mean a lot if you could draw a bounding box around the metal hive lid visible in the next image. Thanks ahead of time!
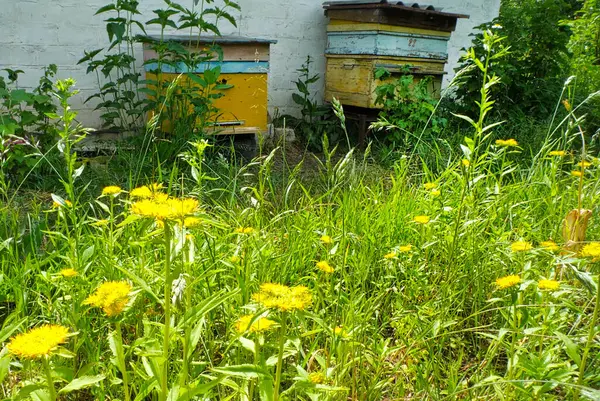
[322,0,469,19]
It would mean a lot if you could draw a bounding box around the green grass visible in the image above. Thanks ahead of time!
[1,130,600,400]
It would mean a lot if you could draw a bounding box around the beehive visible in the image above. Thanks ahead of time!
[323,1,468,109]
[143,35,276,135]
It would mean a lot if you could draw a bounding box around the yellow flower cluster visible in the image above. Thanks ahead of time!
[235,227,256,235]
[423,182,437,190]
[308,372,325,384]
[549,150,567,157]
[572,170,584,178]
[52,199,72,208]
[235,315,276,334]
[8,325,70,359]
[60,268,78,277]
[132,198,199,223]
[511,241,532,252]
[102,186,122,196]
[538,279,560,291]
[84,281,132,317]
[462,159,471,167]
[413,215,430,224]
[320,235,333,244]
[495,275,521,289]
[540,241,559,252]
[495,138,518,147]
[130,183,163,198]
[581,242,600,258]
[252,283,312,312]
[384,252,397,260]
[316,261,334,273]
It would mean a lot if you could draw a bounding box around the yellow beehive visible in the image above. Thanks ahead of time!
[143,35,275,135]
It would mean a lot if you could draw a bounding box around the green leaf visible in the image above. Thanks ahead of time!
[59,375,106,393]
[556,332,581,366]
[212,364,272,379]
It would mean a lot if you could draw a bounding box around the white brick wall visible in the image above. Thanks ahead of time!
[0,0,499,128]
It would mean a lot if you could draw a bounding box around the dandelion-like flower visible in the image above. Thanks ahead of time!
[235,315,276,334]
[413,215,430,224]
[234,227,256,235]
[578,161,592,168]
[130,183,163,199]
[495,275,521,290]
[102,186,122,196]
[384,252,397,260]
[183,217,202,228]
[495,138,519,147]
[252,283,312,312]
[84,281,132,317]
[549,150,567,157]
[540,241,559,252]
[511,241,532,252]
[7,325,70,359]
[572,170,584,177]
[132,197,199,223]
[462,159,470,167]
[320,235,333,244]
[423,182,437,190]
[59,268,78,278]
[399,245,412,253]
[538,279,560,291]
[581,242,600,258]
[316,261,334,273]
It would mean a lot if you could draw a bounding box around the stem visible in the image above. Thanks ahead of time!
[161,223,172,401]
[574,271,600,401]
[115,322,131,401]
[273,315,287,401]
[43,357,56,401]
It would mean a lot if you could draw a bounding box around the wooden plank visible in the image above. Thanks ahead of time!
[325,8,459,32]
[326,31,449,60]
[326,53,446,69]
[327,20,452,37]
[144,61,270,74]
[143,43,271,62]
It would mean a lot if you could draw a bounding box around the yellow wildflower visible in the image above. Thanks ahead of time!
[495,138,519,147]
[572,170,584,177]
[235,315,276,334]
[52,199,72,208]
[230,255,241,263]
[423,182,437,190]
[308,372,325,384]
[430,189,441,197]
[562,99,571,112]
[316,261,334,273]
[399,245,413,253]
[84,281,132,317]
[102,186,122,196]
[578,161,592,168]
[320,235,333,244]
[495,275,521,290]
[540,241,559,252]
[132,198,199,222]
[538,279,560,291]
[8,325,70,359]
[183,217,202,228]
[91,219,109,227]
[59,268,78,278]
[461,159,470,167]
[130,183,163,198]
[581,242,600,258]
[511,241,533,252]
[413,215,430,224]
[549,150,567,157]
[252,283,312,312]
[234,227,256,235]
[384,252,397,260]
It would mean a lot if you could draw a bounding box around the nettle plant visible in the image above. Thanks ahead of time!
[371,67,447,147]
[80,0,239,135]
[0,66,58,184]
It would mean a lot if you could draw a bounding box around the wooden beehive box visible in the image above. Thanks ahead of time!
[143,35,276,135]
[323,1,467,109]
